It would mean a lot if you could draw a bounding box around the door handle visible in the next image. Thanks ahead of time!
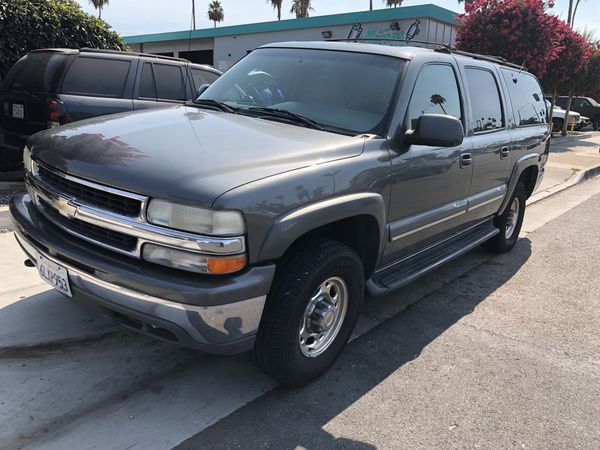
[460,152,472,168]
[500,146,510,159]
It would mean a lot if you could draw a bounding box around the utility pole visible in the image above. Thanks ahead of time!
[192,0,196,29]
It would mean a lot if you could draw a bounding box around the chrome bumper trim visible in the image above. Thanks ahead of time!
[26,168,245,257]
[15,229,266,349]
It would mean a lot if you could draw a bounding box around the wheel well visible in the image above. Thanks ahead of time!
[519,166,539,199]
[281,215,380,278]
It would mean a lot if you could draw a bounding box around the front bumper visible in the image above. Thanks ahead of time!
[10,193,276,354]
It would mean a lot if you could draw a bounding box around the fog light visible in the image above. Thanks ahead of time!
[142,243,246,274]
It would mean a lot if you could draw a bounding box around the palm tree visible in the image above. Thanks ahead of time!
[208,0,224,28]
[89,0,109,19]
[570,0,586,27]
[268,0,283,21]
[430,94,447,114]
[385,0,402,7]
[369,0,373,10]
[290,0,313,18]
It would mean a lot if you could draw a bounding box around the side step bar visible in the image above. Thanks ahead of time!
[367,220,499,296]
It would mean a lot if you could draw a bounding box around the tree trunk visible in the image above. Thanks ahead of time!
[549,88,557,133]
[561,91,575,137]
[369,0,373,10]
[571,0,581,27]
[214,21,217,28]
[277,5,281,20]
[98,7,102,19]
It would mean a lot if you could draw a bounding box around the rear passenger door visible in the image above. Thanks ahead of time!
[59,56,135,121]
[133,62,190,110]
[460,63,512,219]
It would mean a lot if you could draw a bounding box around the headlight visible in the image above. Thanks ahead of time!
[146,199,245,236]
[142,243,246,274]
[23,147,33,173]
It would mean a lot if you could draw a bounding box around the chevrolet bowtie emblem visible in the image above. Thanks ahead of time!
[53,196,78,219]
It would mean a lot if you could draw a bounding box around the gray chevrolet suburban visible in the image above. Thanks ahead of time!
[10,42,549,387]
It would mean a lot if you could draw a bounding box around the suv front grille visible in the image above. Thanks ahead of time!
[38,165,142,217]
[39,199,138,252]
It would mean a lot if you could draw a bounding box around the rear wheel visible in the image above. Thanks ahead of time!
[252,239,364,387]
[482,183,526,254]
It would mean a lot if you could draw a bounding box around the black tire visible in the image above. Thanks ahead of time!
[593,116,600,131]
[252,239,364,387]
[482,183,527,254]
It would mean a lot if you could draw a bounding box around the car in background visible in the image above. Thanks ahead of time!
[0,48,221,171]
[555,96,600,130]
[545,99,582,132]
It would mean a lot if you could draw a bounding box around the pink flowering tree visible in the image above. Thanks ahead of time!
[455,0,558,79]
[541,18,592,134]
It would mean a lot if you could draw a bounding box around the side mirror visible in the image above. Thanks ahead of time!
[404,114,464,147]
[195,84,211,101]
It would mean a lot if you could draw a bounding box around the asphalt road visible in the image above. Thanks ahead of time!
[1,177,599,449]
[178,183,600,449]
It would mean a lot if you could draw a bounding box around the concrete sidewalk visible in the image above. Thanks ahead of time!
[529,132,600,203]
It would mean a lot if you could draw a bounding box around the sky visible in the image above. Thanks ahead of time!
[74,0,600,38]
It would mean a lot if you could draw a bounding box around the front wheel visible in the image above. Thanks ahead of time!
[482,183,526,254]
[252,239,364,387]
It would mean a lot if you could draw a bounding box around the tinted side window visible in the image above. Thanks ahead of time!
[465,68,504,132]
[408,64,462,129]
[153,64,186,101]
[138,63,156,99]
[191,69,219,89]
[62,57,130,97]
[3,53,68,93]
[501,69,546,126]
[572,98,590,108]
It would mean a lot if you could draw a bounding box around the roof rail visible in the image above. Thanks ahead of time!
[79,48,191,63]
[329,38,450,48]
[434,46,523,70]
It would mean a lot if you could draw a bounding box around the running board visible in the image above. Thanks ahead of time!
[367,220,499,296]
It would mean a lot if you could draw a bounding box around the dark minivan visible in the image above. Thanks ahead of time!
[0,48,221,170]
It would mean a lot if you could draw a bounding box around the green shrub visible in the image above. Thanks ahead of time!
[0,0,126,78]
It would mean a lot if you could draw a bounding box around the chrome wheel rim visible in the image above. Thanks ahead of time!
[505,197,520,239]
[299,276,348,358]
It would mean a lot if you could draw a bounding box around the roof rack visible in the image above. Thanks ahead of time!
[434,46,524,70]
[79,48,191,63]
[329,38,450,47]
[328,39,524,70]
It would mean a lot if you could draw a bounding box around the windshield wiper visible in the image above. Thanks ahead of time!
[191,99,238,114]
[247,107,326,131]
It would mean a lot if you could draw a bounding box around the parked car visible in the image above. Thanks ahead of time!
[11,42,549,387]
[555,96,600,130]
[545,99,582,132]
[0,48,221,171]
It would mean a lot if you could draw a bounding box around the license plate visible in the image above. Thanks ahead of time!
[12,103,24,119]
[36,253,72,297]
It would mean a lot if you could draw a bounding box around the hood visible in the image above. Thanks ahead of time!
[29,106,364,206]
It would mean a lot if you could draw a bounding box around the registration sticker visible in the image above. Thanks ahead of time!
[12,103,24,119]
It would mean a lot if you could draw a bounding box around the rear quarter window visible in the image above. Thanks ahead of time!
[501,69,546,126]
[61,57,131,98]
[153,64,187,101]
[2,53,68,93]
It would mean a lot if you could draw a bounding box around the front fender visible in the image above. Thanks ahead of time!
[258,192,387,262]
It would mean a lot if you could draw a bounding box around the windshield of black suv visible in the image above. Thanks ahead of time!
[587,97,600,107]
[199,48,406,136]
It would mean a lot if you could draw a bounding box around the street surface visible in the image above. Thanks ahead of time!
[1,169,600,449]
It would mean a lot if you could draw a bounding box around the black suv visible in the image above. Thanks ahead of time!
[555,96,600,130]
[0,48,221,171]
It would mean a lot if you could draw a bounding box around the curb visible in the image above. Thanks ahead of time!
[0,205,11,231]
[528,163,600,206]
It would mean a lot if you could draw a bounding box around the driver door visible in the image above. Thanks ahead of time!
[384,63,473,265]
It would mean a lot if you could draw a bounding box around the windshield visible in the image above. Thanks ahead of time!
[587,97,600,107]
[200,48,405,135]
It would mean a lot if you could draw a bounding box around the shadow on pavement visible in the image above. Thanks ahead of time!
[176,238,532,450]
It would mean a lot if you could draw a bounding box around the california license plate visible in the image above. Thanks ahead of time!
[36,253,72,297]
[12,103,24,119]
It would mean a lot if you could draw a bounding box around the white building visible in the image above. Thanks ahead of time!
[124,4,458,71]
